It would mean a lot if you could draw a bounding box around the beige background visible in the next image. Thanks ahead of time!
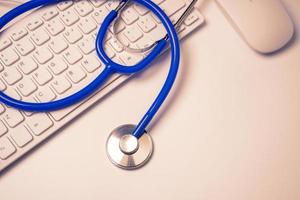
[1,0,300,199]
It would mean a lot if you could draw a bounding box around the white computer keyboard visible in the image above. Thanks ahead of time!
[0,0,204,172]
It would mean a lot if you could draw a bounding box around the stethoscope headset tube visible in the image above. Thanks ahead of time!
[0,0,181,169]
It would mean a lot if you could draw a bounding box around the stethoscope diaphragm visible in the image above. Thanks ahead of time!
[106,124,153,170]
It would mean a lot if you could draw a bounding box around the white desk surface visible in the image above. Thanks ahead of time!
[1,1,300,199]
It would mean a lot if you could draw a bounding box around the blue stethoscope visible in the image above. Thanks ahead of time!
[0,0,197,169]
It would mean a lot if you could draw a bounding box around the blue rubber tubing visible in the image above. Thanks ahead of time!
[0,0,181,139]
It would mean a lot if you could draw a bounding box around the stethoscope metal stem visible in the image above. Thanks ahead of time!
[113,0,199,52]
[174,0,199,29]
[115,0,131,12]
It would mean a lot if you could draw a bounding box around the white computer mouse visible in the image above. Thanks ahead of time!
[215,0,294,54]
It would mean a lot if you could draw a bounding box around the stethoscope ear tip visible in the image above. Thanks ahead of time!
[106,124,153,170]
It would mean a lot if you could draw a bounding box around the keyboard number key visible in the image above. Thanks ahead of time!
[11,28,28,41]
[46,19,65,36]
[31,29,50,46]
[78,18,97,34]
[15,39,35,56]
[42,7,59,21]
[60,10,79,26]
[27,18,43,31]
[74,1,94,17]
[57,1,73,11]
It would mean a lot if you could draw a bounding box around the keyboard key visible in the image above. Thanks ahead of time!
[33,47,53,64]
[135,36,156,50]
[11,125,33,147]
[63,47,83,64]
[0,104,5,114]
[0,78,6,90]
[32,68,53,85]
[3,108,25,128]
[0,120,8,137]
[152,0,165,4]
[15,39,35,56]
[11,28,28,41]
[48,58,68,75]
[18,57,38,75]
[35,86,56,102]
[26,114,53,136]
[0,137,16,160]
[46,19,65,36]
[78,37,95,54]
[109,38,124,53]
[184,11,200,26]
[60,10,79,26]
[121,7,139,25]
[31,29,50,46]
[105,1,119,10]
[160,0,185,17]
[91,7,109,24]
[123,26,143,42]
[74,1,94,17]
[57,1,73,11]
[138,16,157,33]
[49,37,68,54]
[0,48,20,66]
[16,78,37,96]
[51,77,71,94]
[3,87,21,100]
[42,7,59,21]
[2,67,23,85]
[110,21,126,34]
[89,0,106,7]
[66,65,86,83]
[82,55,101,73]
[134,4,149,16]
[64,28,83,44]
[78,18,97,34]
[120,52,143,66]
[50,103,78,121]
[104,44,115,58]
[0,38,12,51]
[27,18,43,31]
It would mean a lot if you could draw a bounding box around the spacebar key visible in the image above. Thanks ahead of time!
[49,103,81,121]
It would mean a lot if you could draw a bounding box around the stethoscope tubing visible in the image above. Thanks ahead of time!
[0,0,181,139]
[119,0,180,138]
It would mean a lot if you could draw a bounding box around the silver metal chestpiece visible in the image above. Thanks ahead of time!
[106,124,153,170]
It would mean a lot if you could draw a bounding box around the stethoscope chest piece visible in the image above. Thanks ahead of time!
[106,124,153,170]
